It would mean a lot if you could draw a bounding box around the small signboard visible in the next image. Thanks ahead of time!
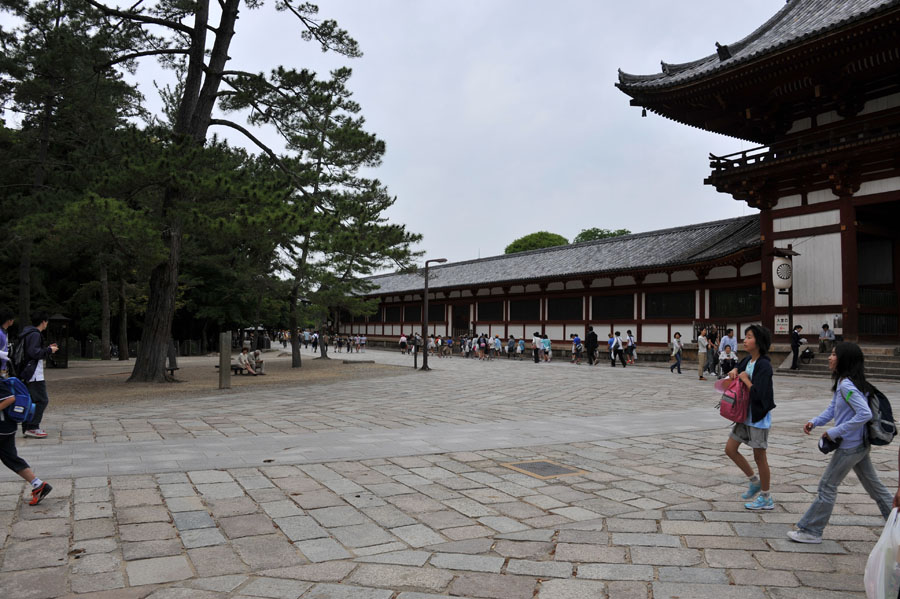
[775,315,789,334]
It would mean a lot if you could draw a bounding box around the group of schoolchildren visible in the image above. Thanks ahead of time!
[299,330,368,354]
[668,325,739,379]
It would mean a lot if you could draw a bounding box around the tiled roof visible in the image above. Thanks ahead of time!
[617,0,900,91]
[366,215,760,295]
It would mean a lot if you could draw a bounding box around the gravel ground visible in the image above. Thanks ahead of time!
[45,350,407,408]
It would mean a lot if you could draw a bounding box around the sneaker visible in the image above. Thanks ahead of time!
[744,494,774,510]
[787,530,822,544]
[741,480,762,500]
[29,482,52,506]
[23,429,48,438]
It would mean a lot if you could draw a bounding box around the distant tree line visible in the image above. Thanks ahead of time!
[504,228,632,254]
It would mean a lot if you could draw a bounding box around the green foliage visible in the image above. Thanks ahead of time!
[573,228,632,243]
[504,231,569,254]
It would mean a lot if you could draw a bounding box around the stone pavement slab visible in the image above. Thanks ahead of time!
[1,348,898,597]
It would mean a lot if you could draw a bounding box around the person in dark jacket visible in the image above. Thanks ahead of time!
[790,324,803,370]
[17,313,58,438]
[585,326,599,366]
[724,324,777,511]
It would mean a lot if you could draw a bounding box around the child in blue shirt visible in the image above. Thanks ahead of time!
[788,342,893,544]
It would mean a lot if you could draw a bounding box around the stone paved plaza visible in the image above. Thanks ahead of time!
[2,348,900,598]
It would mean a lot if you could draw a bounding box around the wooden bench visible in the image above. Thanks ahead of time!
[215,364,244,375]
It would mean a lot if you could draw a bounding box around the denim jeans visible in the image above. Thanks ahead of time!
[796,444,893,537]
[670,351,682,373]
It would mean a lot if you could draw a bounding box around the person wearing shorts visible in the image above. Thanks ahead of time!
[724,324,776,511]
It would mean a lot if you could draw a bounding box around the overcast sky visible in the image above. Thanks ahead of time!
[144,1,785,265]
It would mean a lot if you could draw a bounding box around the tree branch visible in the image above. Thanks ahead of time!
[208,118,312,200]
[84,0,194,34]
[96,48,191,71]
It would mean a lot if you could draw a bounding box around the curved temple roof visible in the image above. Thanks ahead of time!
[617,0,900,91]
[366,215,760,296]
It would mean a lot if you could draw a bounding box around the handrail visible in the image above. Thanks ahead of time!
[709,116,900,173]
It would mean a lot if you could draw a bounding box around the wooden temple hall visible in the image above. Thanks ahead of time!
[343,0,900,347]
[617,0,900,343]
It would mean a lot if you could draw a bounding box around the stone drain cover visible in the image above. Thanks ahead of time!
[501,460,587,479]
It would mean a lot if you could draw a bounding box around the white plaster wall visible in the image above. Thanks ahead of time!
[642,324,669,343]
[525,284,541,293]
[704,290,710,318]
[449,291,460,298]
[773,210,839,232]
[773,314,830,340]
[861,92,900,115]
[545,325,564,340]
[644,273,667,284]
[707,266,737,280]
[614,323,637,336]
[461,290,473,297]
[808,189,838,205]
[566,280,584,289]
[817,111,843,125]
[786,119,811,134]
[526,324,542,337]
[641,294,646,319]
[490,287,505,295]
[591,278,611,288]
[508,324,525,340]
[857,176,900,197]
[547,282,564,291]
[614,276,635,286]
[670,271,698,282]
[509,286,524,294]
[774,194,802,210]
[773,233,842,307]
[741,261,762,277]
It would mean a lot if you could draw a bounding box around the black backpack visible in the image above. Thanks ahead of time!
[9,337,27,378]
[867,386,896,446]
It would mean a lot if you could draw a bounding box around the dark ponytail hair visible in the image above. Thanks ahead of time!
[831,341,869,394]
[743,324,771,356]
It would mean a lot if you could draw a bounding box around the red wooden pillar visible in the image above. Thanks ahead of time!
[759,208,775,334]
[840,197,859,341]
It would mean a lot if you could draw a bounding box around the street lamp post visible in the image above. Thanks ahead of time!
[421,258,447,371]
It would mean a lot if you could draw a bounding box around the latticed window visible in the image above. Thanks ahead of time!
[592,294,634,320]
[404,305,422,322]
[428,304,445,322]
[384,306,401,322]
[646,292,694,318]
[710,287,761,318]
[477,301,503,321]
[547,297,583,320]
[509,299,540,321]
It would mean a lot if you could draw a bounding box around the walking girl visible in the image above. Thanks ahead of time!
[669,332,683,374]
[724,325,776,510]
[788,342,893,543]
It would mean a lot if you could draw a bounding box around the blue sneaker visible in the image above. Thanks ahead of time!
[741,480,761,500]
[744,494,774,510]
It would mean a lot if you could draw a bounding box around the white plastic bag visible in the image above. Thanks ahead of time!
[865,507,900,599]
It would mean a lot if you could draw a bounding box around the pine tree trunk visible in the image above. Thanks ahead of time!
[118,278,129,360]
[18,240,31,326]
[128,227,181,382]
[100,261,111,360]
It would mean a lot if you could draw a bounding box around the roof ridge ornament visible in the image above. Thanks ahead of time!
[715,42,731,61]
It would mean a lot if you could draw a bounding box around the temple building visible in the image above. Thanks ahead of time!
[617,0,900,343]
[342,216,762,348]
[343,0,900,347]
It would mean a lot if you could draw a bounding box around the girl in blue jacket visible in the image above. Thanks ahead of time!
[788,342,893,544]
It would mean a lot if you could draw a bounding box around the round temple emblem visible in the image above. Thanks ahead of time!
[776,262,792,280]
